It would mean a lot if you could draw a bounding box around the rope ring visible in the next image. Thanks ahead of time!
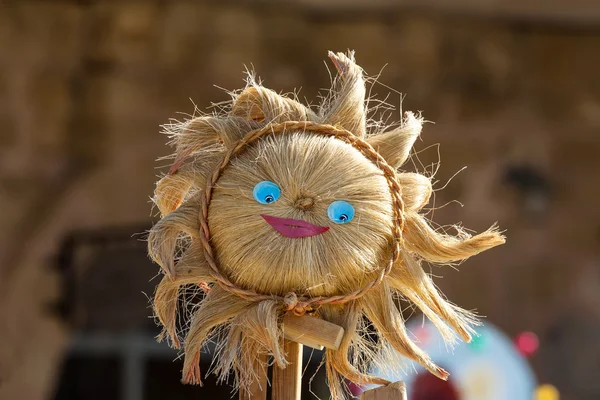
[199,121,405,315]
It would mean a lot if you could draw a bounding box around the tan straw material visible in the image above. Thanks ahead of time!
[199,121,405,316]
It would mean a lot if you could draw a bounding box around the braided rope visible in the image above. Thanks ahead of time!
[199,121,405,316]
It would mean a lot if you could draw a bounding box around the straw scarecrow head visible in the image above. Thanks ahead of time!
[148,51,504,398]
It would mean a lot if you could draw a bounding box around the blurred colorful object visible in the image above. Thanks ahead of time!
[515,331,540,357]
[535,384,560,400]
[372,319,537,400]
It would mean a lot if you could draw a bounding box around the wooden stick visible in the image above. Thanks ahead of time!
[238,353,268,400]
[272,340,303,400]
[282,314,344,350]
[360,381,407,400]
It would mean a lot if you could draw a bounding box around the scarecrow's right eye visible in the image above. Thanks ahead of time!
[253,181,281,204]
[327,200,355,224]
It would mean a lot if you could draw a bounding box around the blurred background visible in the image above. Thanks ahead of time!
[1,1,599,399]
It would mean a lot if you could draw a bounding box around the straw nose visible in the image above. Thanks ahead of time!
[294,197,315,210]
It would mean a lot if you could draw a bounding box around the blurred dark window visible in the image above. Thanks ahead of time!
[54,356,122,400]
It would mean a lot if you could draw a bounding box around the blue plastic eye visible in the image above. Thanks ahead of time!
[327,200,355,224]
[253,181,281,204]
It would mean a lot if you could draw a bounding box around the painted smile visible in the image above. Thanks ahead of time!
[260,214,330,238]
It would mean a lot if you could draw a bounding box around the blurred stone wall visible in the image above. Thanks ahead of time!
[1,2,599,399]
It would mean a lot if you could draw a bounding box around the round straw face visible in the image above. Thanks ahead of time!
[206,128,397,300]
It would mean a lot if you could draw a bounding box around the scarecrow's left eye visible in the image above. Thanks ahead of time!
[327,201,355,224]
[253,181,281,204]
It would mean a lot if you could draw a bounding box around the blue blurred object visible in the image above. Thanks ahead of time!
[372,319,537,400]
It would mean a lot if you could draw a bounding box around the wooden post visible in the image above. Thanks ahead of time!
[282,314,344,350]
[272,340,303,400]
[239,353,268,400]
[360,382,407,400]
[243,314,344,400]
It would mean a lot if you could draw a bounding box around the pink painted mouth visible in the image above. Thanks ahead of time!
[260,214,330,238]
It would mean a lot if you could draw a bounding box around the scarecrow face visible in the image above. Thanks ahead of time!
[148,51,505,397]
[209,133,394,296]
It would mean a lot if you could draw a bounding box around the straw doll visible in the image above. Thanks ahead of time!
[148,51,505,398]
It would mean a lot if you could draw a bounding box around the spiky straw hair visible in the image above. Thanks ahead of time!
[148,51,505,398]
